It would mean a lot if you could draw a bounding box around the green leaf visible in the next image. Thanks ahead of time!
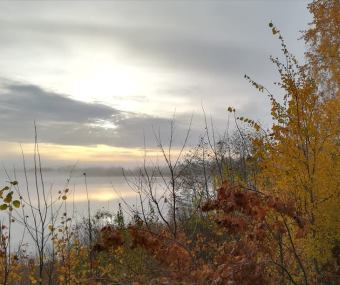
[0,204,8,210]
[13,200,20,208]
[4,192,13,203]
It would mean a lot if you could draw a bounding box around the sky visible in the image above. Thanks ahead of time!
[0,0,311,168]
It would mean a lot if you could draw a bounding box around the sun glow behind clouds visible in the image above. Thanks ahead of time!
[65,53,159,114]
[59,51,193,117]
[71,65,140,106]
[0,142,182,165]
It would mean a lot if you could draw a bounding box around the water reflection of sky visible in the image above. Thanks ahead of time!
[0,171,142,252]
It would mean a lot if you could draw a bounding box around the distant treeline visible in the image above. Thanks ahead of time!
[22,166,172,177]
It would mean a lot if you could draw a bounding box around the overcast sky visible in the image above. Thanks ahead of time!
[0,1,311,168]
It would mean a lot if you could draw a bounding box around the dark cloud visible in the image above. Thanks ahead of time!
[0,80,201,148]
[0,81,119,123]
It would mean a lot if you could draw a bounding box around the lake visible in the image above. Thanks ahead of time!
[0,170,146,252]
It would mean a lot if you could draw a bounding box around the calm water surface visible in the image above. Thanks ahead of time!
[0,171,142,252]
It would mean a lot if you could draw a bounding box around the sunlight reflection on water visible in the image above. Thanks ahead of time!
[0,171,142,252]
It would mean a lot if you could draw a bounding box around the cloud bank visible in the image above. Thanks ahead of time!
[0,79,200,149]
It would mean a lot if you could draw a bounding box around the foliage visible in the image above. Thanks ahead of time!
[0,181,24,285]
[242,17,339,284]
[304,0,340,96]
[1,1,338,284]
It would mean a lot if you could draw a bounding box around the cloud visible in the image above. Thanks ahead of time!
[0,0,311,164]
[0,17,264,78]
[0,80,120,123]
[0,1,309,80]
[0,79,201,148]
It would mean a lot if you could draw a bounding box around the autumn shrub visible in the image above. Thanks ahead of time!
[239,13,339,283]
